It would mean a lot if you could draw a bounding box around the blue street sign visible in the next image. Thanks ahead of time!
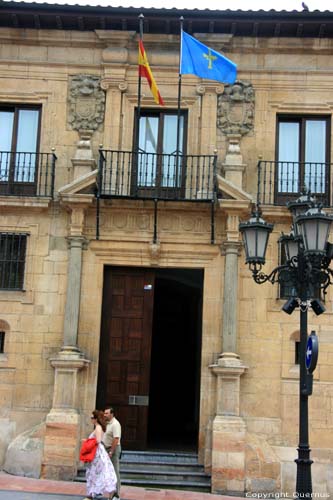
[305,330,318,373]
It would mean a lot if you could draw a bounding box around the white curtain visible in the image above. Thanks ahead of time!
[278,122,299,192]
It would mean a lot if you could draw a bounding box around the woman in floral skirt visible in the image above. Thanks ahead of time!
[84,410,117,500]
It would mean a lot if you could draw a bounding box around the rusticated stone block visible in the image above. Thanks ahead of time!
[41,463,77,481]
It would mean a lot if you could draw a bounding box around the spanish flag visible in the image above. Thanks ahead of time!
[138,40,164,106]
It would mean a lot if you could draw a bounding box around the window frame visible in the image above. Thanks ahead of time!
[0,104,42,196]
[275,114,331,205]
[0,232,28,291]
[132,109,188,198]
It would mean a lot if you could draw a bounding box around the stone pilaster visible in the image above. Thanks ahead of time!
[42,201,91,480]
[209,211,247,495]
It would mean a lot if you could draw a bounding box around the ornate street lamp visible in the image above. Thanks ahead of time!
[239,194,333,496]
[239,208,273,265]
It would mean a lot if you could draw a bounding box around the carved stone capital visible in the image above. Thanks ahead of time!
[220,240,243,256]
[66,235,88,250]
[100,78,128,93]
[196,84,224,95]
[68,207,88,238]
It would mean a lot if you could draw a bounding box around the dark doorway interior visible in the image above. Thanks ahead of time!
[147,268,203,451]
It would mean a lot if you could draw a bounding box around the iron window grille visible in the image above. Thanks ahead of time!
[0,332,4,353]
[0,233,28,290]
[295,340,300,365]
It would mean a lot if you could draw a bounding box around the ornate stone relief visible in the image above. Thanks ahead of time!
[217,81,255,136]
[67,74,105,131]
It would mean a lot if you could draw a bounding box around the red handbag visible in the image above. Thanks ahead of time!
[79,437,98,463]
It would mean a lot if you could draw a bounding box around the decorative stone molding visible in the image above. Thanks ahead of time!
[223,134,244,167]
[149,242,161,265]
[67,74,105,131]
[217,81,255,136]
[210,352,247,417]
[71,129,96,179]
[196,85,206,96]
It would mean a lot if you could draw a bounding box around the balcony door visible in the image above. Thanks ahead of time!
[132,110,187,199]
[276,115,330,204]
[0,105,41,195]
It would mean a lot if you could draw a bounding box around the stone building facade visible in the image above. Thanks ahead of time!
[0,2,333,495]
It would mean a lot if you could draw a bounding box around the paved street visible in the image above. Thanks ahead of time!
[0,472,243,500]
[0,493,83,500]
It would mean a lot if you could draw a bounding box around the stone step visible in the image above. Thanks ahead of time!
[120,477,211,492]
[75,450,211,493]
[121,461,205,472]
[121,468,210,482]
[121,450,199,464]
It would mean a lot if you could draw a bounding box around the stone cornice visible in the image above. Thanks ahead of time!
[0,196,51,209]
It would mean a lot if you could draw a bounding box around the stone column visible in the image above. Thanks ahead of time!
[63,236,86,348]
[209,212,247,495]
[221,239,242,353]
[42,202,91,480]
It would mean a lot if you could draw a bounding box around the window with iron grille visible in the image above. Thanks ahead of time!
[0,332,5,353]
[0,233,27,290]
[276,115,331,205]
[295,340,300,365]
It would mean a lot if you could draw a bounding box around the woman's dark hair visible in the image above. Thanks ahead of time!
[92,409,107,432]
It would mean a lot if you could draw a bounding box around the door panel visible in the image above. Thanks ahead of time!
[98,268,155,449]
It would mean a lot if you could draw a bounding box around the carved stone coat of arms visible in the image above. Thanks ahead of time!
[217,81,255,136]
[67,74,105,131]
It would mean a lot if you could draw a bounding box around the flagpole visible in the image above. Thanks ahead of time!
[176,16,184,157]
[132,13,144,195]
[136,13,144,151]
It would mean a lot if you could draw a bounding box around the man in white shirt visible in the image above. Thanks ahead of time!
[103,406,122,499]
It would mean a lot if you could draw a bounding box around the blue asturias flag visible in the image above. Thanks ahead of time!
[180,30,237,84]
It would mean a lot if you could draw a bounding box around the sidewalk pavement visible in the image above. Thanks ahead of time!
[0,471,244,500]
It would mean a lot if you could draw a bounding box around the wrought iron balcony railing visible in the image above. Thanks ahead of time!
[97,149,217,202]
[0,151,56,198]
[257,159,331,206]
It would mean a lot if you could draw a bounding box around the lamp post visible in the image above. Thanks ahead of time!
[239,194,333,496]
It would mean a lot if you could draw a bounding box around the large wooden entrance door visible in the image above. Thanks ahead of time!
[97,267,155,449]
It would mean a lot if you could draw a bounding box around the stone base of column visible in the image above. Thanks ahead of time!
[211,415,246,495]
[41,347,90,480]
[41,410,80,480]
